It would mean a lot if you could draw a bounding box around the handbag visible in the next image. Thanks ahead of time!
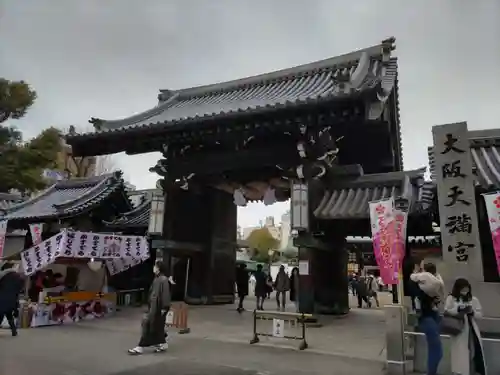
[441,312,464,335]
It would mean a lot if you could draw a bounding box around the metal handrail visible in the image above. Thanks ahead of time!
[250,310,312,350]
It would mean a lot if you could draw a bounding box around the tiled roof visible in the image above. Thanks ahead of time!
[0,171,130,222]
[313,168,434,219]
[104,197,151,229]
[69,38,397,138]
[0,193,24,211]
[428,129,500,189]
[346,235,440,245]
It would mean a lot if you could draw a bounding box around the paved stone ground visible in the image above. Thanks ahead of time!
[0,324,386,375]
[0,292,395,375]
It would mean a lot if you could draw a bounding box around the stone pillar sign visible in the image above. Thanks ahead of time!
[432,121,483,283]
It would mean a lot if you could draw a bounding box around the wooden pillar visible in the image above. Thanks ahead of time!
[298,245,315,314]
[310,235,349,315]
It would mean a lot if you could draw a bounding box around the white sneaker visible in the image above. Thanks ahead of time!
[128,346,144,355]
[154,343,168,353]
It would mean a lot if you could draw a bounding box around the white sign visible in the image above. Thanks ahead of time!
[432,122,483,282]
[272,318,285,338]
[298,260,309,276]
[166,310,174,325]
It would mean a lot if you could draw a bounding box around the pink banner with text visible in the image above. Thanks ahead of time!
[482,193,500,276]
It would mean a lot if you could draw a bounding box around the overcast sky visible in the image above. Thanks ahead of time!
[1,0,499,228]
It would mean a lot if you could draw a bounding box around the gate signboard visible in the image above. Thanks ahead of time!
[432,122,483,282]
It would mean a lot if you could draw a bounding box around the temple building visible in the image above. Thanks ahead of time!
[65,37,441,314]
[0,172,133,257]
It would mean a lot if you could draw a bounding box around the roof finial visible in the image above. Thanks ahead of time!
[89,117,103,131]
[158,90,174,102]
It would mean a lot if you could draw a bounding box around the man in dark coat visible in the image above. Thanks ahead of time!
[355,275,371,308]
[0,262,23,337]
[128,260,171,355]
[235,263,249,313]
[254,264,268,310]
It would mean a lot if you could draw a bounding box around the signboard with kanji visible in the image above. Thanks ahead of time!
[432,122,483,282]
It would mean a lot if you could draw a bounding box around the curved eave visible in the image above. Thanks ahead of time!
[1,172,132,224]
[69,90,377,142]
[103,199,151,229]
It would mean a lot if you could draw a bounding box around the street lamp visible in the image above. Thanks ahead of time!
[148,192,165,236]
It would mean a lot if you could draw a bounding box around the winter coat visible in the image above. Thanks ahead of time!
[289,272,299,301]
[410,272,444,299]
[254,271,268,297]
[235,268,249,296]
[355,276,368,297]
[0,269,23,313]
[274,270,290,292]
[444,295,487,375]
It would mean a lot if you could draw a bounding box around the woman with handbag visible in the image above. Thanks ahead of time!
[444,278,486,375]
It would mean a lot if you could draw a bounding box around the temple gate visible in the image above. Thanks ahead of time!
[66,37,436,315]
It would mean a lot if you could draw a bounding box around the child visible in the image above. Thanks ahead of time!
[410,261,444,312]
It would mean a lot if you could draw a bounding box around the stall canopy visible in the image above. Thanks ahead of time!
[20,230,150,277]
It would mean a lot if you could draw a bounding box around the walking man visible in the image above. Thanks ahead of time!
[235,263,249,313]
[355,275,371,308]
[254,264,267,310]
[274,265,290,312]
[128,261,171,354]
[0,262,23,337]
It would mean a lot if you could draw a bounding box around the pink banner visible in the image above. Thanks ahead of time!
[369,198,407,285]
[0,220,7,259]
[482,193,500,275]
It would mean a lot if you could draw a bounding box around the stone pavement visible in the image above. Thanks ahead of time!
[0,292,395,375]
[75,292,391,361]
[0,322,386,375]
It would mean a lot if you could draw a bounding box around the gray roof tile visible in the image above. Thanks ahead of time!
[104,197,151,229]
[69,39,398,138]
[0,193,24,212]
[0,172,128,222]
[428,132,500,189]
[314,168,434,219]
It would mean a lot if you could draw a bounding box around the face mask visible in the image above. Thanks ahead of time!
[460,289,469,296]
[153,266,159,275]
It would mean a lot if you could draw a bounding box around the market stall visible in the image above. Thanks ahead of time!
[18,230,149,328]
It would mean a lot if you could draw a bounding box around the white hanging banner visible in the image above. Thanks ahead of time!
[120,236,134,258]
[102,234,122,258]
[140,237,150,260]
[29,223,44,245]
[19,230,148,275]
[21,234,65,275]
[0,219,8,259]
[21,247,36,275]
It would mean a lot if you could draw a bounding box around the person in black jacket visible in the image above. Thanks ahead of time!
[235,263,249,313]
[0,262,24,337]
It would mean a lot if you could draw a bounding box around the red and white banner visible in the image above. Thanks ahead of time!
[369,198,408,285]
[482,193,500,275]
[0,220,8,259]
[29,223,44,245]
[20,230,149,275]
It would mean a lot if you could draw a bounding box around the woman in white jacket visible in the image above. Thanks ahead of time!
[444,278,486,375]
